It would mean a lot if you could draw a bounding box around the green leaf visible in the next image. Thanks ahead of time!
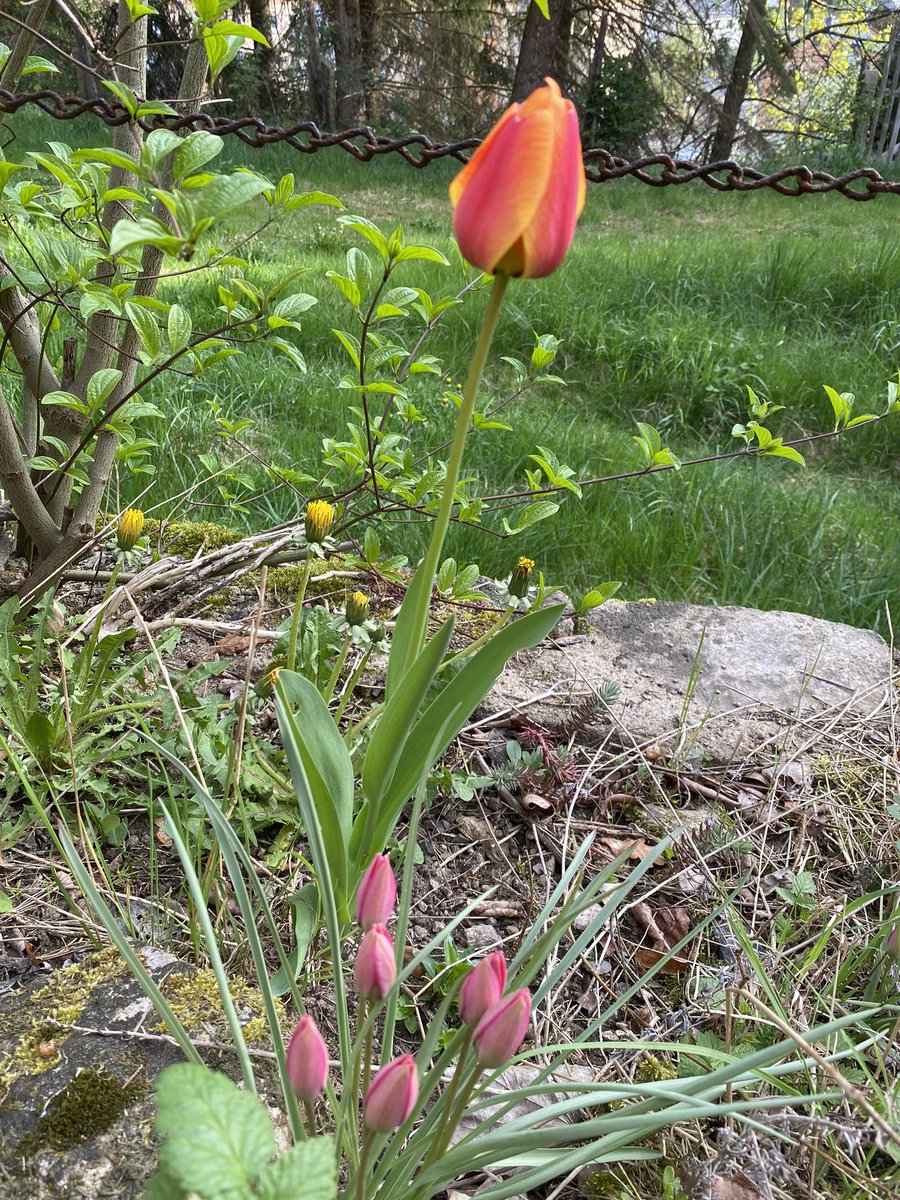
[331,328,361,370]
[327,272,361,308]
[501,500,560,535]
[24,713,56,765]
[273,292,317,320]
[191,173,271,221]
[204,33,243,84]
[109,215,181,257]
[0,892,12,913]
[172,131,223,181]
[155,1063,275,1194]
[103,80,138,117]
[578,581,622,612]
[126,301,162,359]
[275,672,354,913]
[208,19,270,45]
[284,190,343,211]
[143,128,182,170]
[338,215,388,259]
[256,1137,337,1200]
[532,0,550,16]
[362,616,455,809]
[87,368,123,411]
[393,245,449,266]
[167,304,192,353]
[357,605,564,858]
[73,147,142,174]
[763,443,805,466]
[269,883,319,996]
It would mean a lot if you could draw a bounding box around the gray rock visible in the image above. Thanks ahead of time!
[486,600,892,763]
[0,948,279,1199]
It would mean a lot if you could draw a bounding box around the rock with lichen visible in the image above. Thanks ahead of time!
[0,947,281,1199]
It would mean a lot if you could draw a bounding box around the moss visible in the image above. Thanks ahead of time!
[158,967,284,1047]
[636,1053,677,1084]
[143,517,243,557]
[0,949,122,1101]
[268,554,355,600]
[15,1067,146,1158]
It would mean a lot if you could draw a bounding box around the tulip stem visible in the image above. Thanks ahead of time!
[304,1099,317,1138]
[357,1128,373,1200]
[285,555,313,673]
[411,272,509,656]
[420,1029,472,1171]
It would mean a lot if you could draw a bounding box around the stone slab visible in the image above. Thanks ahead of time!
[485,601,893,763]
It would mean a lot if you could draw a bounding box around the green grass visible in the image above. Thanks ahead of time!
[8,112,900,631]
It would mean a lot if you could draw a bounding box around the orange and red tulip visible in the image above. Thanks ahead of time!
[449,78,585,279]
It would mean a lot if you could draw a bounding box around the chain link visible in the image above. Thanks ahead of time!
[3,88,900,200]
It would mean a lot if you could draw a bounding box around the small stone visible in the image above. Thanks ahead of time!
[465,924,502,950]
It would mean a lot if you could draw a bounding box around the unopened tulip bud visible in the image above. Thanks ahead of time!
[305,499,334,545]
[354,923,396,999]
[887,924,899,960]
[346,590,370,627]
[509,556,534,599]
[285,1015,328,1102]
[364,1054,418,1132]
[117,508,144,550]
[449,78,585,279]
[356,854,397,930]
[459,951,507,1027]
[473,988,531,1068]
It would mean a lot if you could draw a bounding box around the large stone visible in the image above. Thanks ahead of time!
[485,601,893,763]
[0,948,280,1199]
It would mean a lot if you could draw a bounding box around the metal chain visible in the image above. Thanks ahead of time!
[3,88,900,200]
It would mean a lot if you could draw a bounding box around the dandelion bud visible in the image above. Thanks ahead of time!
[305,499,335,545]
[117,508,144,550]
[473,988,531,1068]
[509,556,534,599]
[459,951,507,1027]
[345,590,370,627]
[364,1054,418,1132]
[354,923,397,999]
[355,854,397,930]
[285,1015,328,1102]
[256,665,281,699]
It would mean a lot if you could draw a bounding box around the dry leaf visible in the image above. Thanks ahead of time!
[215,634,251,654]
[599,835,653,862]
[709,1174,763,1199]
[635,946,691,974]
[519,791,553,818]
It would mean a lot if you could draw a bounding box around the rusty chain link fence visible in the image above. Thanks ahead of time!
[4,88,900,201]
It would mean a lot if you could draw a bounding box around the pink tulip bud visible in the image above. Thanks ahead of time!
[364,1054,419,1132]
[354,923,397,999]
[473,988,531,1068]
[285,1015,328,1102]
[459,951,507,1027]
[356,854,397,930]
[887,924,899,960]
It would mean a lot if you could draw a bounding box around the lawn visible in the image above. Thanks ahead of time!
[12,114,900,631]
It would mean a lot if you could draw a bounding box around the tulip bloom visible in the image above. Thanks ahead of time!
[449,78,585,279]
[364,1054,419,1132]
[354,924,397,999]
[356,854,397,930]
[285,1015,328,1102]
[459,952,507,1027]
[473,988,531,1068]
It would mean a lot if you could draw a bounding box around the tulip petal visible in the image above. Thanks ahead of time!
[452,104,555,276]
[449,102,519,208]
[519,102,585,278]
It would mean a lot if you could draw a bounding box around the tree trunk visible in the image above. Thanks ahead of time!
[333,0,364,125]
[708,0,765,162]
[247,0,277,110]
[305,0,332,125]
[512,0,573,104]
